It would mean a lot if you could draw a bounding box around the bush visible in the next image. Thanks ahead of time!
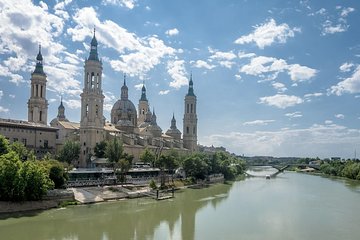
[149,179,157,190]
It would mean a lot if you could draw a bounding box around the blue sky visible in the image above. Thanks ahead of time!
[0,0,360,158]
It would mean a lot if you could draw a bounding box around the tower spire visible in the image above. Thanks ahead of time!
[121,73,128,100]
[88,27,99,61]
[33,44,44,74]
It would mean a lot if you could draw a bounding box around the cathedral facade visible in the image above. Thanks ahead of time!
[57,31,198,167]
[0,31,199,167]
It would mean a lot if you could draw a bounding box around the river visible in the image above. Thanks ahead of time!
[1,168,360,240]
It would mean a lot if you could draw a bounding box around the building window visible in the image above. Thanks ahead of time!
[84,142,86,146]
[86,104,89,116]
[91,72,95,89]
[40,85,43,98]
[187,104,189,113]
[13,138,18,142]
[22,138,27,146]
[95,105,98,116]
[40,111,42,121]
[96,73,100,89]
[186,126,189,134]
[36,85,39,97]
[191,104,193,113]
[87,73,90,88]
[44,140,48,148]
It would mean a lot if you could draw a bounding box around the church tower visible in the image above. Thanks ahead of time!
[138,82,149,125]
[79,29,105,167]
[27,45,48,125]
[56,97,68,122]
[183,74,198,151]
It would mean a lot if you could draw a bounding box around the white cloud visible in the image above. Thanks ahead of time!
[239,56,317,82]
[304,92,323,102]
[167,60,188,89]
[165,28,179,36]
[322,20,347,35]
[210,51,237,61]
[340,7,355,17]
[339,62,354,72]
[102,0,137,9]
[304,92,323,98]
[194,60,215,70]
[288,64,317,81]
[259,94,304,109]
[9,94,15,99]
[0,90,3,100]
[243,120,275,126]
[201,124,360,158]
[134,83,143,90]
[63,99,81,109]
[159,90,170,95]
[238,51,256,59]
[235,74,242,80]
[330,65,360,95]
[285,111,302,118]
[325,120,333,125]
[335,114,345,119]
[272,82,287,93]
[68,7,177,80]
[0,106,9,113]
[234,19,300,49]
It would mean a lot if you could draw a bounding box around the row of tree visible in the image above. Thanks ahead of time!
[0,135,67,201]
[320,160,360,180]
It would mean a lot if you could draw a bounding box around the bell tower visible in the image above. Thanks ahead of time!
[183,74,198,151]
[79,29,105,167]
[27,45,48,125]
[138,81,149,125]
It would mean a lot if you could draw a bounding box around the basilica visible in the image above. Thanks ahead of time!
[0,31,198,167]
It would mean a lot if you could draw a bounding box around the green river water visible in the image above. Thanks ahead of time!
[1,168,360,240]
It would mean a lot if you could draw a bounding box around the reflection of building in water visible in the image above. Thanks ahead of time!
[3,184,232,240]
[0,30,199,166]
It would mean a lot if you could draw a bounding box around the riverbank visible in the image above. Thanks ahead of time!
[0,176,226,214]
[0,189,74,214]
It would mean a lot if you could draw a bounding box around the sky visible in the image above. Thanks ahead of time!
[0,0,360,159]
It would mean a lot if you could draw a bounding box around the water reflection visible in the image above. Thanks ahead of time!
[0,183,232,240]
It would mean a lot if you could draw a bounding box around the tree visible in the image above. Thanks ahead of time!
[0,134,10,155]
[0,151,24,201]
[140,147,156,166]
[10,141,29,161]
[57,141,80,165]
[183,155,208,181]
[94,140,107,158]
[20,160,54,200]
[105,138,124,176]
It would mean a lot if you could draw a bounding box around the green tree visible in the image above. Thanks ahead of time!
[20,161,54,200]
[0,151,24,201]
[0,134,10,155]
[140,147,156,166]
[57,141,80,165]
[10,141,29,161]
[183,155,208,181]
[94,140,107,158]
[105,138,124,176]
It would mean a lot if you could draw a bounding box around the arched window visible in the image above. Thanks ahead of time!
[86,104,89,116]
[40,85,43,98]
[186,126,189,134]
[87,73,90,88]
[95,105,99,116]
[39,111,42,121]
[91,73,95,89]
[36,85,39,97]
[190,104,193,113]
[96,73,100,89]
[187,104,189,113]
